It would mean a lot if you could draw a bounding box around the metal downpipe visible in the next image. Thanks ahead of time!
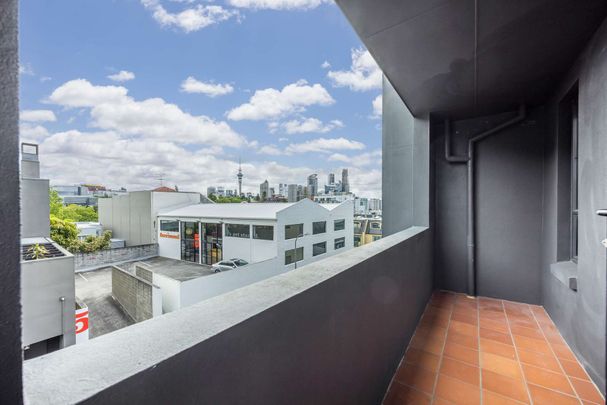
[444,105,526,296]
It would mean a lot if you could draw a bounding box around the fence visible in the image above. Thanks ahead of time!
[74,244,158,272]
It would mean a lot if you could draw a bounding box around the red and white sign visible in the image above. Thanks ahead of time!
[75,307,89,344]
[160,231,180,239]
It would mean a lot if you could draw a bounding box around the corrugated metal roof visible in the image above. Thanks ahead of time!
[159,201,345,220]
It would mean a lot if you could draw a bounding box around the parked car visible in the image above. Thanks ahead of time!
[212,258,249,273]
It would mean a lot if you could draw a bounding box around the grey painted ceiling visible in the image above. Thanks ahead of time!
[336,0,607,118]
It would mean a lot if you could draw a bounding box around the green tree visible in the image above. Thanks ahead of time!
[49,189,98,221]
[50,189,64,217]
[50,215,79,249]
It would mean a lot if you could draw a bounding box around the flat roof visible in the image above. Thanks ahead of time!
[159,201,346,220]
[126,256,217,282]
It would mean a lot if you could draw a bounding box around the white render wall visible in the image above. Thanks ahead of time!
[277,199,354,270]
[156,199,354,269]
[99,191,201,247]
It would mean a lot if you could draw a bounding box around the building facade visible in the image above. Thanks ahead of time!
[98,190,205,246]
[157,199,354,269]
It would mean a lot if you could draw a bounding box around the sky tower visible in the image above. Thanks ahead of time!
[237,158,243,196]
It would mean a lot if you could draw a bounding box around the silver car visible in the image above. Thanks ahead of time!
[212,258,249,273]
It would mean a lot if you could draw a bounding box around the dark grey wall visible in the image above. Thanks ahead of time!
[382,76,429,236]
[541,18,607,393]
[432,110,545,304]
[0,0,22,403]
[80,230,433,405]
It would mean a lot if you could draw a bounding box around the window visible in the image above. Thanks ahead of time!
[312,221,326,235]
[334,237,345,250]
[570,98,579,262]
[160,220,179,232]
[313,242,326,256]
[285,247,304,265]
[370,222,381,229]
[225,224,250,238]
[253,225,274,240]
[557,86,579,263]
[334,219,345,231]
[285,223,303,240]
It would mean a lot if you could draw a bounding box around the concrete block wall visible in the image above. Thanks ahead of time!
[75,244,158,271]
[111,266,160,323]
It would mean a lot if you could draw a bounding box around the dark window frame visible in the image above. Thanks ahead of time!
[225,223,250,239]
[285,223,304,240]
[285,246,304,265]
[312,221,326,235]
[160,220,179,232]
[334,219,345,231]
[312,241,327,256]
[253,225,274,241]
[334,237,345,250]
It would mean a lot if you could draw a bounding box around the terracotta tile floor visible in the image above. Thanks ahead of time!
[383,291,605,405]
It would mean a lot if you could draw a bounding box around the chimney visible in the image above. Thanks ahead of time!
[21,142,40,179]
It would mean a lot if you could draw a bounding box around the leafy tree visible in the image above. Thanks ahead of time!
[49,189,98,221]
[50,215,79,249]
[71,230,112,253]
[208,193,249,203]
[49,189,64,217]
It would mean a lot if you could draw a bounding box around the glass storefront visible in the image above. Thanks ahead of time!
[201,223,222,265]
[180,222,200,263]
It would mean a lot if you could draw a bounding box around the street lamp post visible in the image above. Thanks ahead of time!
[294,231,309,269]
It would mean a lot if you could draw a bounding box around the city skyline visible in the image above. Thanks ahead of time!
[19,0,383,199]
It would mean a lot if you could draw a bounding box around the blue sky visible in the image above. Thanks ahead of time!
[19,0,382,198]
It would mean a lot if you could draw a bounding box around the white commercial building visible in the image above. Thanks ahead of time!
[157,199,354,269]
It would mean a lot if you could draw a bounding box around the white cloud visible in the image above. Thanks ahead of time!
[48,79,128,107]
[285,137,365,154]
[371,95,382,118]
[227,0,329,10]
[141,0,239,33]
[20,110,57,122]
[280,117,343,134]
[227,80,334,121]
[48,79,245,148]
[327,48,382,92]
[328,149,381,167]
[180,76,234,97]
[36,129,326,196]
[321,61,331,69]
[19,63,35,76]
[20,123,50,142]
[107,70,136,82]
[257,145,283,155]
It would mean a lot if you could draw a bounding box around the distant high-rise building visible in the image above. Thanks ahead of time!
[206,186,217,197]
[341,169,350,193]
[287,184,298,202]
[307,174,318,198]
[368,198,382,211]
[260,180,269,201]
[278,183,287,196]
[269,187,275,197]
[237,158,243,196]
[328,173,335,185]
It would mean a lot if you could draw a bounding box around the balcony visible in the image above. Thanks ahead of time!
[385,291,605,404]
[1,0,607,404]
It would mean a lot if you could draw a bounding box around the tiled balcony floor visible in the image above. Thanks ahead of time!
[383,291,605,405]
